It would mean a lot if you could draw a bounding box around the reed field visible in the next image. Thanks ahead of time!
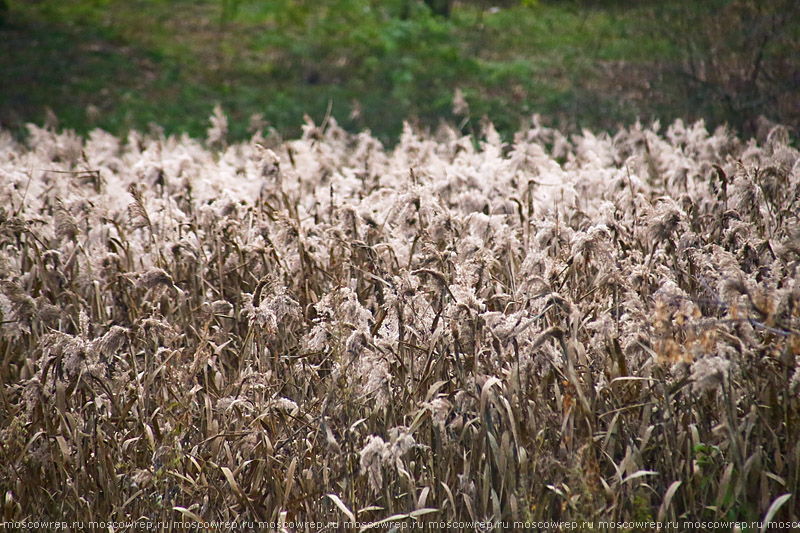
[0,111,799,530]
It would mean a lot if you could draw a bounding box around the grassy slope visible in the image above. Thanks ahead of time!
[0,0,676,143]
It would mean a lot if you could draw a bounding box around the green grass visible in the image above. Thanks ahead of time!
[0,0,680,143]
[2,0,794,144]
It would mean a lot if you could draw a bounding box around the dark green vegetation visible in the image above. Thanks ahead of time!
[1,0,797,144]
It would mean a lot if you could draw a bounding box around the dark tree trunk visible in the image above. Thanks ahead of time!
[423,0,453,18]
[0,0,8,26]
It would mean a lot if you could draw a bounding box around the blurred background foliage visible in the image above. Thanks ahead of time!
[1,0,797,144]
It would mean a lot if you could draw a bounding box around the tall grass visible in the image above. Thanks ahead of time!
[0,112,798,528]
